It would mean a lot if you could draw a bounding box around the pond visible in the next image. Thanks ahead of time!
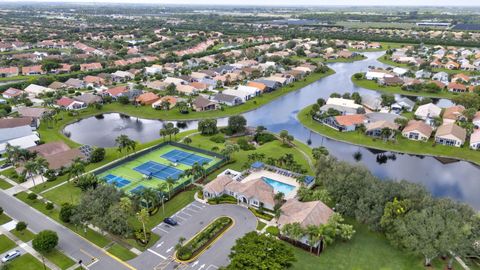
[64,51,480,209]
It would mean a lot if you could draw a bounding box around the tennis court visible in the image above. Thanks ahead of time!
[161,149,212,166]
[134,161,184,180]
[103,174,131,188]
[96,144,222,194]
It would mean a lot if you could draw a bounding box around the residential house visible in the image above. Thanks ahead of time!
[253,79,281,91]
[319,98,364,115]
[278,198,333,234]
[448,82,467,93]
[28,142,86,170]
[222,87,259,102]
[104,86,128,99]
[246,81,267,92]
[402,120,433,141]
[111,70,134,83]
[415,103,442,121]
[192,96,218,112]
[152,96,177,110]
[365,121,399,139]
[80,63,102,72]
[415,70,432,79]
[473,112,480,128]
[443,105,465,124]
[21,65,44,75]
[469,130,480,150]
[83,75,105,87]
[64,78,85,89]
[322,114,366,132]
[74,93,102,105]
[24,84,54,96]
[176,84,197,95]
[136,92,160,105]
[435,123,466,147]
[432,72,449,84]
[146,80,169,91]
[361,94,382,111]
[48,81,68,90]
[0,67,19,77]
[212,93,243,106]
[391,97,415,113]
[2,88,24,99]
[56,97,86,110]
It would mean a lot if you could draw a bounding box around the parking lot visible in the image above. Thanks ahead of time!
[129,201,257,270]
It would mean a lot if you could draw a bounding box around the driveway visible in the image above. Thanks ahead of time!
[129,201,257,270]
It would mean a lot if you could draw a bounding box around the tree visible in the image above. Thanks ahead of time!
[136,208,150,243]
[75,174,98,191]
[59,203,75,223]
[227,115,247,134]
[394,118,408,128]
[165,178,176,198]
[67,158,86,182]
[353,73,364,80]
[220,142,240,162]
[23,160,38,186]
[224,232,295,270]
[312,147,329,160]
[381,93,396,106]
[183,137,192,145]
[89,148,106,163]
[32,230,58,254]
[198,119,218,135]
[15,221,27,235]
[117,95,130,105]
[115,135,135,156]
[279,130,294,146]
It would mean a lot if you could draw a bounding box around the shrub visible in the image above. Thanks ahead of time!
[237,138,255,151]
[45,202,54,210]
[209,134,225,143]
[266,226,280,236]
[90,148,106,163]
[27,193,38,200]
[254,132,276,145]
[59,203,75,223]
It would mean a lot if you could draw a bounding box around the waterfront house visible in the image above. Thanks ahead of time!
[56,97,86,110]
[365,121,399,139]
[435,123,466,147]
[470,130,480,150]
[212,93,243,106]
[192,96,218,112]
[74,93,102,105]
[361,94,382,111]
[136,92,160,105]
[391,97,415,113]
[402,120,433,142]
[414,103,442,120]
[323,114,366,132]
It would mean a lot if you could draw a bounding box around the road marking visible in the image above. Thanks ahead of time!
[174,215,186,221]
[198,264,206,270]
[148,249,167,260]
[156,241,164,248]
[166,246,174,253]
[156,227,170,233]
[181,211,192,217]
[177,212,191,219]
[191,261,199,268]
[207,265,219,270]
[190,204,203,210]
[185,207,199,213]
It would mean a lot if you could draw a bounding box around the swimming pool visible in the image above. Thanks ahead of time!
[262,177,295,195]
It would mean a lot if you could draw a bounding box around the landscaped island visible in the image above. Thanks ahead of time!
[297,105,480,165]
[175,216,233,261]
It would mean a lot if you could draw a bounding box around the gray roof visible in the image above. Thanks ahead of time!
[320,104,360,115]
[361,94,382,110]
[74,93,102,104]
[213,93,240,103]
[0,126,33,143]
[64,78,84,88]
[396,97,415,108]
[365,112,405,124]
[254,79,280,89]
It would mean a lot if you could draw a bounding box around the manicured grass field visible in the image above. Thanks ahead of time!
[97,144,221,194]
[0,234,16,254]
[298,105,480,165]
[7,254,50,270]
[43,249,75,270]
[107,243,137,261]
[10,228,35,243]
[351,76,457,99]
[0,213,12,225]
[256,221,267,231]
[291,219,462,270]
[0,178,13,189]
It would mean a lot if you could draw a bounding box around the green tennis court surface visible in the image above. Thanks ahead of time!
[97,144,221,194]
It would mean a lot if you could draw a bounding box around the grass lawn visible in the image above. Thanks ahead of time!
[107,243,137,261]
[256,221,267,231]
[42,182,84,205]
[10,228,35,242]
[351,76,457,99]
[7,254,50,270]
[298,105,480,166]
[291,219,462,270]
[0,234,16,254]
[0,178,13,189]
[187,133,314,177]
[43,249,75,270]
[0,213,12,225]
[349,42,408,52]
[291,55,366,63]
[0,168,21,182]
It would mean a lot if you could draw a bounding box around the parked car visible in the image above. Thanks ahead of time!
[163,217,178,226]
[0,163,11,169]
[1,250,21,263]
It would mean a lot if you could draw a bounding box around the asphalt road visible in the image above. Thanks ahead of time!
[0,189,131,270]
[129,201,257,270]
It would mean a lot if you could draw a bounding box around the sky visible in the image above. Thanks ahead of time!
[5,0,480,6]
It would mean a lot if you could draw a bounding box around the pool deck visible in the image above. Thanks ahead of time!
[241,169,299,199]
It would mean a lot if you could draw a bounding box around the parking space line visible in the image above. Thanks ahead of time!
[156,227,170,233]
[189,204,203,210]
[180,211,192,217]
[174,215,186,221]
[186,207,199,213]
[148,249,167,260]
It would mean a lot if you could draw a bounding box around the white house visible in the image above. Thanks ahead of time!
[24,84,54,96]
[415,103,442,120]
[365,71,394,80]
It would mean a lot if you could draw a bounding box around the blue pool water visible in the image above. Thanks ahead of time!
[262,177,295,195]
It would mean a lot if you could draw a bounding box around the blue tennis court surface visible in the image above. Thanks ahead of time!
[131,185,146,194]
[134,161,183,180]
[161,149,212,166]
[103,174,131,188]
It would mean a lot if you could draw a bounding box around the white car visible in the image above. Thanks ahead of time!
[1,250,21,263]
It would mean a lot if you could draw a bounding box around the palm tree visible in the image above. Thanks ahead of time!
[115,135,133,156]
[68,158,85,182]
[306,225,320,253]
[136,209,150,243]
[24,160,38,186]
[5,144,22,166]
[165,178,175,199]
[139,188,161,211]
[290,222,304,243]
[35,157,49,183]
[380,127,392,142]
[274,192,285,206]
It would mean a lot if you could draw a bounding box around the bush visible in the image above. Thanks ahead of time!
[237,138,255,151]
[266,226,280,236]
[254,132,276,145]
[207,194,237,205]
[45,169,57,182]
[27,193,38,200]
[59,203,75,223]
[209,134,226,143]
[249,208,274,221]
[45,202,54,210]
[90,148,106,163]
